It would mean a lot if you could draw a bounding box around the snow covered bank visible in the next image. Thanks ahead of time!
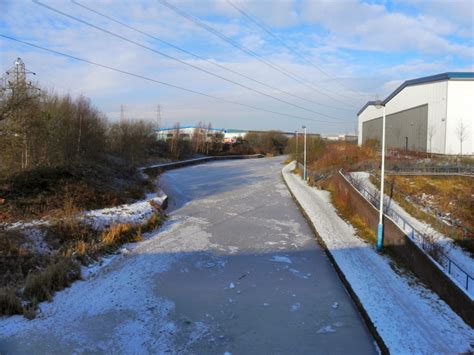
[282,161,473,354]
[83,190,167,230]
[2,189,167,257]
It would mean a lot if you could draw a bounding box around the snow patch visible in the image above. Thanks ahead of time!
[317,325,337,334]
[83,191,167,230]
[290,303,301,312]
[270,255,292,264]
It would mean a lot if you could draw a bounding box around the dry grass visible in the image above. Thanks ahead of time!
[143,209,166,233]
[371,175,473,254]
[350,215,377,244]
[0,163,155,223]
[0,256,81,318]
[0,288,23,316]
[309,142,378,172]
[23,258,81,303]
[100,223,139,248]
[52,209,165,262]
[0,155,166,319]
[324,180,376,245]
[0,201,166,318]
[0,230,50,289]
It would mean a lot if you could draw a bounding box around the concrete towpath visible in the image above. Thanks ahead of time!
[283,161,473,354]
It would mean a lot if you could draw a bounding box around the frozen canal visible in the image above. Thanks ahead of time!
[0,157,377,354]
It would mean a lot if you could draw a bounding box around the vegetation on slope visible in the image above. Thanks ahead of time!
[0,203,166,318]
[371,174,473,254]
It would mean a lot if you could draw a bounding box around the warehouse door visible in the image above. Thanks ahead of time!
[362,104,428,151]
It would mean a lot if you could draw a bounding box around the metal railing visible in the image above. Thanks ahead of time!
[342,171,473,296]
[386,166,474,175]
[140,154,264,171]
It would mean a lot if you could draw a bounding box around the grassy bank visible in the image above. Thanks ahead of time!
[318,177,376,245]
[370,174,473,255]
[0,203,166,319]
[0,161,155,223]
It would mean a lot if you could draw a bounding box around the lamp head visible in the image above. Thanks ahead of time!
[374,100,384,109]
[302,125,306,129]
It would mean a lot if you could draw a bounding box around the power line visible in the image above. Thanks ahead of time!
[34,0,350,121]
[225,0,371,101]
[157,0,359,109]
[0,34,352,125]
[71,0,353,113]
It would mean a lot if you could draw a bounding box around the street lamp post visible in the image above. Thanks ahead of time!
[374,100,386,251]
[302,125,307,181]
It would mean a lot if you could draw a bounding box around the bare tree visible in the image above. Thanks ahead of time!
[169,123,180,157]
[205,122,212,155]
[455,120,469,155]
[192,122,206,154]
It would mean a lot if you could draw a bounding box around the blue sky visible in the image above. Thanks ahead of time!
[1,0,473,134]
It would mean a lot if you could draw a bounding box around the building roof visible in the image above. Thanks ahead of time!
[225,129,248,133]
[155,125,225,132]
[357,72,474,116]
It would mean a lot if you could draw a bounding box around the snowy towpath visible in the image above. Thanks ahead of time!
[283,162,473,354]
[0,157,376,354]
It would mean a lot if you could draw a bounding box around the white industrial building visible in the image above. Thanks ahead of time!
[155,126,247,143]
[357,72,474,155]
[155,126,225,141]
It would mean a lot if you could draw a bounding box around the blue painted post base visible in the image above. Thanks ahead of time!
[376,223,384,251]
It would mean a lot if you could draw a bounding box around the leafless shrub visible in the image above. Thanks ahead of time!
[422,233,452,266]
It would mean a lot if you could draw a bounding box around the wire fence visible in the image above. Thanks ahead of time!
[342,171,473,296]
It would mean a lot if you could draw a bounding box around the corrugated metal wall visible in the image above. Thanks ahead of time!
[362,104,428,151]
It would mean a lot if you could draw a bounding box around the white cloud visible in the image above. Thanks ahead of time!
[1,0,471,134]
[301,0,473,58]
[383,79,404,92]
[239,34,265,50]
